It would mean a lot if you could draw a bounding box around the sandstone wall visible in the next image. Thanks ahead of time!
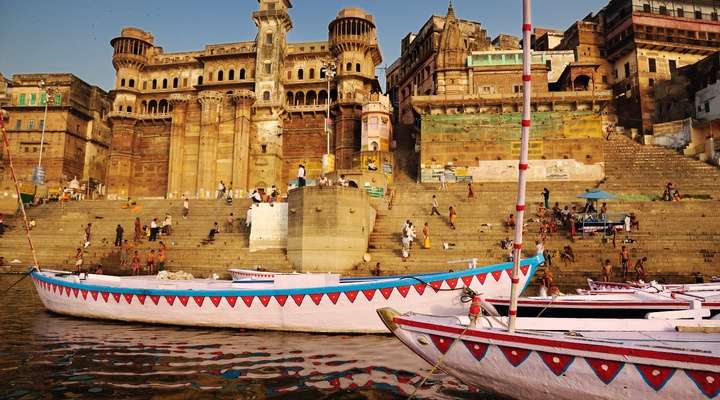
[287,186,376,272]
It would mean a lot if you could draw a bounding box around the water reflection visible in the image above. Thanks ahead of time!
[0,277,494,399]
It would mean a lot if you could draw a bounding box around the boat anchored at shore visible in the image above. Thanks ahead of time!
[29,256,541,333]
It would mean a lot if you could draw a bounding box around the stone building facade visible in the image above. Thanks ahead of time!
[601,0,720,134]
[1,74,111,191]
[386,4,612,183]
[106,0,382,199]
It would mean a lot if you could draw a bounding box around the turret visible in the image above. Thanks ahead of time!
[110,28,154,113]
[329,8,382,87]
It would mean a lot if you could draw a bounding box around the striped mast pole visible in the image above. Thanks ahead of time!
[0,111,41,270]
[508,0,532,333]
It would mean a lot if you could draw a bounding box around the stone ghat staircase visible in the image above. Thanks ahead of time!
[366,181,720,290]
[601,134,720,198]
[0,199,293,277]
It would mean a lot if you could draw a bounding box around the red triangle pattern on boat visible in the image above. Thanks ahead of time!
[463,341,489,361]
[430,281,443,291]
[123,293,134,304]
[345,291,359,303]
[499,346,531,367]
[685,370,720,398]
[491,270,504,282]
[505,268,513,278]
[362,289,376,301]
[72,288,79,298]
[225,296,238,307]
[165,295,176,306]
[585,358,624,384]
[396,286,410,298]
[258,296,271,307]
[461,276,473,287]
[242,296,254,307]
[112,293,122,303]
[150,295,160,305]
[379,287,393,299]
[445,278,459,289]
[65,287,71,297]
[136,294,146,305]
[309,293,323,305]
[51,283,57,293]
[274,295,287,306]
[476,273,487,285]
[80,289,88,300]
[209,296,222,307]
[414,283,426,295]
[521,265,529,276]
[291,294,305,306]
[193,296,205,307]
[429,334,454,354]
[178,296,189,306]
[635,364,675,391]
[538,352,574,376]
[91,291,99,301]
[326,292,341,304]
[101,292,110,302]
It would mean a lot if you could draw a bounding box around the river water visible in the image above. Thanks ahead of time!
[0,275,499,399]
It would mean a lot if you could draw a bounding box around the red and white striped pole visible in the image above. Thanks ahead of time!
[508,0,532,333]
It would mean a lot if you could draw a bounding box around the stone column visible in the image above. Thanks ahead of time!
[167,94,192,198]
[197,91,224,198]
[231,90,256,195]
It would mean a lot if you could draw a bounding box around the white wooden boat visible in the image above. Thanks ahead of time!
[486,285,720,318]
[28,255,542,333]
[586,278,720,293]
[379,310,720,400]
[378,1,720,399]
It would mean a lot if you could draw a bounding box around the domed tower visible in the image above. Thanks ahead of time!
[328,8,382,169]
[110,28,154,113]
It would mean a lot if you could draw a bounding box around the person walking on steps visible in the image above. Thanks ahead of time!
[449,206,457,230]
[114,224,124,247]
[430,195,441,216]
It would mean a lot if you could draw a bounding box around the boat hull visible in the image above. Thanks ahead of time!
[29,257,541,333]
[385,314,720,400]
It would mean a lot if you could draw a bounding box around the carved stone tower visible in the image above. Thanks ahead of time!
[251,0,292,188]
[107,28,154,198]
[329,8,383,169]
[435,3,469,95]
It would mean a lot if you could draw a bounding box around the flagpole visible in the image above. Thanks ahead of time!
[508,0,532,333]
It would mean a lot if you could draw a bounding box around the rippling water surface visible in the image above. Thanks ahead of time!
[0,276,500,399]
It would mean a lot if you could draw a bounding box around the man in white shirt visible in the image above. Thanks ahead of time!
[439,170,447,190]
[182,197,189,219]
[298,164,306,187]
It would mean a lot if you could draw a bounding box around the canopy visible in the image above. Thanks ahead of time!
[577,189,617,200]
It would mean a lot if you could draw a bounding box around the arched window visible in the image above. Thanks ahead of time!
[162,79,168,89]
[320,69,326,79]
[239,69,246,79]
[118,105,123,111]
[129,79,135,88]
[346,62,352,71]
[262,91,271,101]
[295,92,305,105]
[159,99,168,113]
[298,69,304,80]
[356,63,361,73]
[306,90,317,105]
[318,90,328,105]
[309,68,315,79]
[152,79,157,89]
[120,78,126,87]
[198,76,204,85]
[148,100,157,113]
[127,106,133,113]
[286,91,294,105]
[172,77,178,88]
[228,69,235,80]
[218,70,224,81]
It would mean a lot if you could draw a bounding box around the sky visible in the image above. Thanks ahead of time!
[0,0,608,90]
